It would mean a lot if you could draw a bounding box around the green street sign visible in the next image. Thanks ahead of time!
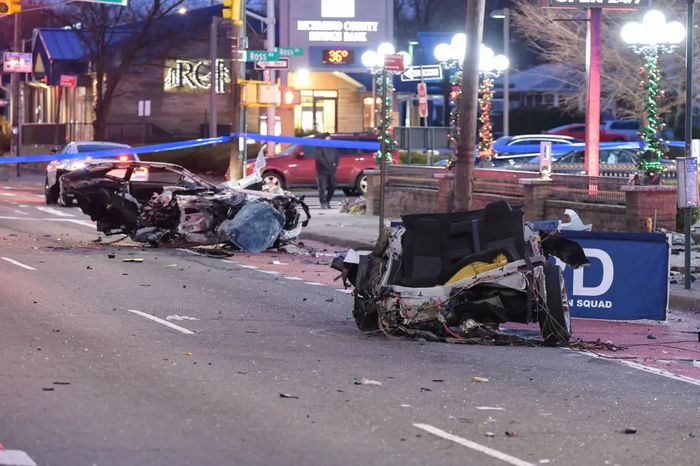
[278,47,304,57]
[79,0,128,5]
[246,50,280,62]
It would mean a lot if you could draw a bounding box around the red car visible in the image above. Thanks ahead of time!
[544,123,630,142]
[247,134,399,195]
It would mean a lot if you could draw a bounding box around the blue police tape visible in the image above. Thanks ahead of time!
[0,136,234,164]
[233,133,381,150]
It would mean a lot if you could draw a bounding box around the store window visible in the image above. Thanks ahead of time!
[294,90,338,134]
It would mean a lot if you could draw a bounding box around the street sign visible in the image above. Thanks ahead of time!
[60,75,77,88]
[417,82,428,119]
[383,54,405,72]
[3,52,32,73]
[401,65,443,82]
[278,47,304,57]
[246,50,280,62]
[677,157,699,208]
[254,59,289,70]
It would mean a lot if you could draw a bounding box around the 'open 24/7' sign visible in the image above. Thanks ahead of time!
[546,0,650,7]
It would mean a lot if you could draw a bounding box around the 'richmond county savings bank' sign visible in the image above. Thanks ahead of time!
[279,0,393,72]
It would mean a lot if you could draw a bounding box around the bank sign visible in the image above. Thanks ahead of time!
[556,231,669,321]
[280,0,393,71]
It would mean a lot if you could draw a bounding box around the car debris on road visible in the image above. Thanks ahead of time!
[59,159,310,253]
[332,200,589,345]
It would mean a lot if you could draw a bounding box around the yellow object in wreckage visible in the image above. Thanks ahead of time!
[444,254,509,285]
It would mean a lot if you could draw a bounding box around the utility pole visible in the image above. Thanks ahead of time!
[10,8,22,177]
[454,0,485,211]
[265,0,276,157]
[227,0,246,180]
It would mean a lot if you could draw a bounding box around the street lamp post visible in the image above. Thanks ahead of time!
[621,10,685,182]
[490,8,510,137]
[477,45,509,163]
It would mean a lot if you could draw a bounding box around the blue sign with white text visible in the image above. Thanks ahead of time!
[557,231,669,321]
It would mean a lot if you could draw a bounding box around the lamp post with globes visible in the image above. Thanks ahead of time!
[433,33,467,126]
[361,44,410,129]
[490,8,510,136]
[477,45,509,164]
[621,10,685,183]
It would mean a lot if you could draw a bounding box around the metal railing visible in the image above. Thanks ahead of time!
[546,174,630,205]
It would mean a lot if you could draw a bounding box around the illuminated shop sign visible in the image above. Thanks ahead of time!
[163,59,230,93]
[297,20,379,42]
[322,49,354,65]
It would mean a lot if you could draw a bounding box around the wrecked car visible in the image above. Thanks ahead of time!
[332,200,588,345]
[59,161,309,252]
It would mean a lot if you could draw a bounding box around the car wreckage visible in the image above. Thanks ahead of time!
[59,160,310,252]
[332,200,589,345]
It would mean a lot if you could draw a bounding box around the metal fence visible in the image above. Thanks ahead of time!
[546,174,630,205]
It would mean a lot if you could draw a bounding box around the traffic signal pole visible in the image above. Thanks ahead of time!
[227,0,246,180]
[10,8,21,176]
[265,0,276,157]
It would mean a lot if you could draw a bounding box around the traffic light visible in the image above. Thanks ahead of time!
[0,0,22,17]
[222,0,242,26]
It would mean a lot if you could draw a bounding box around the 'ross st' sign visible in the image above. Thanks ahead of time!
[546,0,650,8]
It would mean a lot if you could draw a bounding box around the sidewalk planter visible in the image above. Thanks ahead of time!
[560,231,670,321]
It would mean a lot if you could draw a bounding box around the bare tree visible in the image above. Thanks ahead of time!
[54,0,186,139]
[511,0,693,122]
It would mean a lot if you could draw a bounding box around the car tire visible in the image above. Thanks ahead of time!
[45,178,59,205]
[262,171,285,190]
[538,265,572,346]
[355,173,368,196]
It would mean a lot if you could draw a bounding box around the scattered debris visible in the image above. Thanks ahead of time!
[52,381,71,385]
[165,264,178,268]
[42,387,54,391]
[471,377,490,383]
[432,379,444,382]
[484,432,496,438]
[107,253,115,259]
[400,404,411,408]
[505,431,518,437]
[360,378,382,386]
[420,387,432,392]
[279,393,299,399]
[647,334,657,340]
[181,352,192,356]
[340,197,366,214]
[623,428,638,434]
[123,258,144,263]
[272,260,288,265]
[476,406,505,411]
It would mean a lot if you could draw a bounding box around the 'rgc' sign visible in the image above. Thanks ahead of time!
[558,231,669,321]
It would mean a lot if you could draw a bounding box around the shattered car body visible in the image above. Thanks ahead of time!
[60,161,309,252]
[333,201,588,345]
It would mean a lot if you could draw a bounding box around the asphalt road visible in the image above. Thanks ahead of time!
[0,179,698,466]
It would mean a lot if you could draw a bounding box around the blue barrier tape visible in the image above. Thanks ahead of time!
[0,135,232,164]
[233,133,381,150]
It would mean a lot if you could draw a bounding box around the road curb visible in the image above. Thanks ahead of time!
[669,292,700,313]
[299,232,374,251]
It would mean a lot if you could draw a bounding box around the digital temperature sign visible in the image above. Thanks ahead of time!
[322,49,355,65]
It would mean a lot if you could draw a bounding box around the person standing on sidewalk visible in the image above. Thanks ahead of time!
[315,133,339,209]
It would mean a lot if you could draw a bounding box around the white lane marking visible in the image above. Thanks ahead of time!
[238,264,259,270]
[127,309,195,335]
[0,215,94,228]
[1,257,37,271]
[304,282,324,286]
[0,192,18,197]
[284,276,303,280]
[576,350,700,387]
[62,219,95,228]
[259,270,279,275]
[35,206,75,217]
[413,423,535,466]
[18,204,28,207]
[0,450,37,466]
[12,209,29,215]
[476,406,506,411]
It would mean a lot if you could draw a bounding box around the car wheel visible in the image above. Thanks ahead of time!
[355,173,368,196]
[538,265,572,346]
[59,193,73,207]
[45,178,59,205]
[262,172,284,190]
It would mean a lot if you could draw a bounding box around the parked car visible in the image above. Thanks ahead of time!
[600,119,675,141]
[492,134,582,164]
[544,123,630,142]
[524,147,675,174]
[243,133,399,196]
[45,141,139,206]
